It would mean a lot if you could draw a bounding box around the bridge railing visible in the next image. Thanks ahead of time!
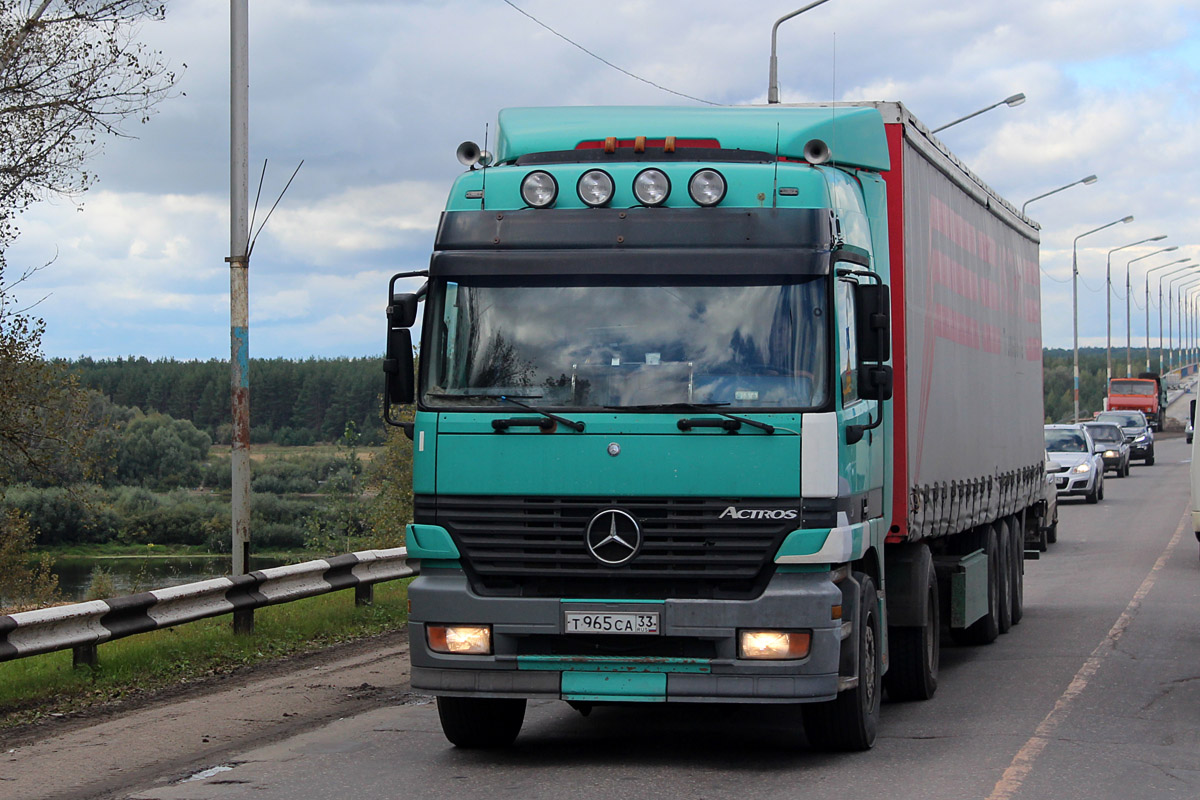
[0,547,418,667]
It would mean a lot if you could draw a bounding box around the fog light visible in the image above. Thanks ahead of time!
[688,168,726,206]
[427,625,492,655]
[633,168,670,206]
[520,171,558,208]
[739,630,811,660]
[577,169,615,207]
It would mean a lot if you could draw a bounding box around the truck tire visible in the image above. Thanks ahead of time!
[996,520,1013,635]
[883,558,939,702]
[802,573,881,751]
[950,526,1000,645]
[436,696,526,748]
[1009,515,1024,625]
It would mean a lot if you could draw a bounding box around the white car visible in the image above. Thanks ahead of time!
[1044,424,1105,504]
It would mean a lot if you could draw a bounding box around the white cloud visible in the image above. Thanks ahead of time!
[5,0,1199,357]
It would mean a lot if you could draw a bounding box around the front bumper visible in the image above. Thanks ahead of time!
[1054,472,1095,495]
[409,567,846,704]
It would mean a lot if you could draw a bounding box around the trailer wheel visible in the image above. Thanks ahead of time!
[802,573,881,751]
[996,520,1013,635]
[951,526,1000,645]
[436,696,526,748]
[1009,515,1024,625]
[884,558,939,701]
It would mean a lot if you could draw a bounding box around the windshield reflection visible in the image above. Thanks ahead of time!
[423,277,829,410]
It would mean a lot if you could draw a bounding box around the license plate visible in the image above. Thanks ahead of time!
[564,611,659,635]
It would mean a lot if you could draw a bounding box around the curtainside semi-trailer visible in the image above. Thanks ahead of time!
[382,102,1045,751]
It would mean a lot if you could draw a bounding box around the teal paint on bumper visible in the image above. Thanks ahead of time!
[405,524,460,560]
[561,671,667,703]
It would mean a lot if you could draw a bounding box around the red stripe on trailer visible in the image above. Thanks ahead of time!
[882,122,909,544]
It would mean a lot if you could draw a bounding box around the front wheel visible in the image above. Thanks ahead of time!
[884,557,939,702]
[1086,478,1100,504]
[802,573,881,751]
[436,696,527,748]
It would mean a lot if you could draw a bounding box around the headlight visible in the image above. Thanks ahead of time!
[1072,462,1092,474]
[427,624,492,655]
[688,168,727,206]
[520,171,558,208]
[633,168,671,206]
[739,630,811,660]
[577,169,614,207]
[1135,434,1149,443]
[1103,450,1117,458]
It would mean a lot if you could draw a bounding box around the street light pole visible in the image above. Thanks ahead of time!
[1107,236,1167,385]
[1146,258,1190,372]
[1172,276,1200,370]
[1160,265,1197,373]
[932,93,1026,134]
[1128,247,1178,375]
[1021,174,1098,216]
[767,1,834,104]
[1073,216,1133,422]
[228,0,252,635]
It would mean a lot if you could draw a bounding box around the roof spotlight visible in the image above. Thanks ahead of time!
[577,169,615,207]
[688,169,727,207]
[633,168,671,207]
[521,171,558,208]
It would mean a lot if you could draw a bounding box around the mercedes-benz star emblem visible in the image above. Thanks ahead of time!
[585,509,642,566]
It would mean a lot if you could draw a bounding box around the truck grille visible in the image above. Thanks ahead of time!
[414,495,796,600]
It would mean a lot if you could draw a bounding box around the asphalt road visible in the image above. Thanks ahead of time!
[93,436,1198,800]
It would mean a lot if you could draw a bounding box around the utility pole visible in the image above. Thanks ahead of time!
[229,0,253,634]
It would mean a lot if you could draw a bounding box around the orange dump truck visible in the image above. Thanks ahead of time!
[1105,374,1164,431]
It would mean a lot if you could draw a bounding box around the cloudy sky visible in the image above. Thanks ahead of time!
[6,0,1199,360]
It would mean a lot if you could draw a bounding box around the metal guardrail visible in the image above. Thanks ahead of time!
[0,547,417,666]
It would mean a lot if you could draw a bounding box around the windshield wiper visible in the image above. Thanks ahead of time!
[605,402,776,434]
[427,392,585,432]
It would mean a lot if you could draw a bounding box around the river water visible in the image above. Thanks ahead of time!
[49,555,288,602]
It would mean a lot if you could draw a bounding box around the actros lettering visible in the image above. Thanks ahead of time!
[719,507,798,520]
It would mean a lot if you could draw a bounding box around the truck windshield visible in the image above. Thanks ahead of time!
[1109,380,1152,395]
[422,277,829,410]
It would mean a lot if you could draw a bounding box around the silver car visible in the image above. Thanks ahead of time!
[1044,424,1105,504]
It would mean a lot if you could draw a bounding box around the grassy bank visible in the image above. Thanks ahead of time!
[0,578,411,730]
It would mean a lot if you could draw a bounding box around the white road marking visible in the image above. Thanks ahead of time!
[985,512,1187,800]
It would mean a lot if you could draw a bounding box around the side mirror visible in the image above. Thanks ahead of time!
[858,363,893,401]
[854,283,891,363]
[383,328,414,406]
[388,293,419,328]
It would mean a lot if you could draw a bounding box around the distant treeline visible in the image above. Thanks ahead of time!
[65,357,386,445]
[61,350,1170,436]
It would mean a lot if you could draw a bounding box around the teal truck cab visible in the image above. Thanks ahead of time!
[383,104,1043,752]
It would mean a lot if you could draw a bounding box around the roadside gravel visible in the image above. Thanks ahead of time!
[0,629,416,800]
